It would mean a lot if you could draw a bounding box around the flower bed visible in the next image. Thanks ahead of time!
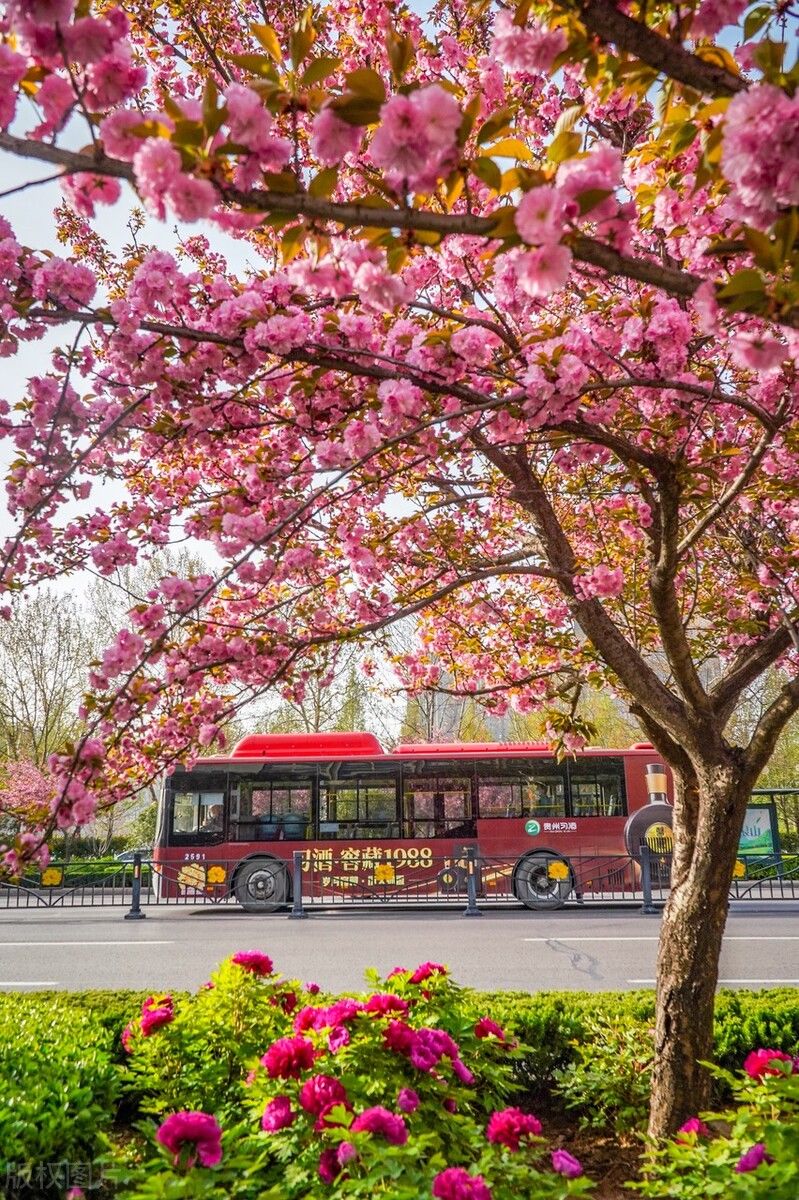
[0,965,797,1199]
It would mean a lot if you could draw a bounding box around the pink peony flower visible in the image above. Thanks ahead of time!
[305,982,321,994]
[397,1087,420,1113]
[735,1143,771,1173]
[299,1074,348,1116]
[262,1035,317,1079]
[140,994,174,1036]
[318,1147,341,1184]
[474,1018,506,1041]
[337,1141,358,1165]
[551,1148,583,1177]
[486,1107,542,1151]
[364,992,410,1017]
[409,962,448,984]
[328,1025,350,1052]
[156,1111,223,1167]
[676,1117,710,1142]
[121,1022,135,1053]
[261,1095,295,1132]
[351,1106,408,1145]
[231,950,274,976]
[743,1048,794,1079]
[310,106,362,166]
[432,1167,493,1200]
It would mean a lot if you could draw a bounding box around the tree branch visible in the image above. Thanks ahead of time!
[564,0,745,97]
[709,625,793,725]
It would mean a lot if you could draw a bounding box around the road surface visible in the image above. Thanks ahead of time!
[1,902,798,993]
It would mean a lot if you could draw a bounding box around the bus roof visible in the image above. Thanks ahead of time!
[214,732,657,763]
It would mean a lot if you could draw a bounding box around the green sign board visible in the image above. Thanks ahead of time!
[525,819,541,837]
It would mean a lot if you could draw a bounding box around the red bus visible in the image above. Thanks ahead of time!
[152,733,674,910]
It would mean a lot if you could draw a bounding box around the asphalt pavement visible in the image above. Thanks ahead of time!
[1,903,798,993]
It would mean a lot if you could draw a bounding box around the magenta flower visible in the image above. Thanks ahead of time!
[397,1087,420,1113]
[410,962,448,984]
[231,950,274,976]
[337,1141,358,1166]
[351,1106,408,1145]
[261,1095,295,1132]
[384,1019,417,1055]
[743,1048,793,1080]
[328,1026,350,1052]
[735,1143,771,1173]
[474,1018,506,1041]
[486,1108,542,1151]
[261,1036,317,1079]
[444,1097,458,1113]
[156,1111,223,1168]
[386,966,408,979]
[299,1074,348,1116]
[364,992,410,1017]
[432,1167,493,1200]
[318,1147,341,1184]
[305,981,320,994]
[140,994,174,1036]
[676,1117,710,1142]
[121,1022,135,1053]
[551,1149,583,1178]
[452,1058,475,1085]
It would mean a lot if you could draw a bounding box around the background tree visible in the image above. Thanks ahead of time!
[2,0,799,1137]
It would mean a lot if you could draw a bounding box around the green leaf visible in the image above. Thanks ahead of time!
[484,136,532,161]
[546,130,582,164]
[670,121,698,156]
[308,167,338,198]
[344,68,386,102]
[471,156,502,191]
[553,103,585,138]
[386,29,415,82]
[717,268,765,298]
[301,56,341,87]
[476,107,514,146]
[743,5,771,40]
[576,187,613,216]
[290,12,316,69]
[227,51,278,78]
[260,169,300,194]
[329,94,382,126]
[251,23,283,63]
[743,228,778,271]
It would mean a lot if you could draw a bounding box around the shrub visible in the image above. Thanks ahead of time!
[0,1002,119,1197]
[553,1016,654,1137]
[634,1053,799,1199]
[109,957,593,1200]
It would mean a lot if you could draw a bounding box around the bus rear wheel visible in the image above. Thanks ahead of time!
[234,858,288,912]
[513,852,572,910]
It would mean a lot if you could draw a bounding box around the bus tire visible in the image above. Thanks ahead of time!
[512,851,573,910]
[623,803,673,860]
[234,857,288,912]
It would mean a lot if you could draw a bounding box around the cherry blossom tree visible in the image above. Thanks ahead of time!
[1,0,799,1134]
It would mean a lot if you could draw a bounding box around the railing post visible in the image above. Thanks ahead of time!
[640,844,657,915]
[288,850,307,919]
[463,847,482,917]
[124,852,147,920]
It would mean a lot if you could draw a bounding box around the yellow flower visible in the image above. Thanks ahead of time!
[41,867,63,887]
[732,859,746,879]
[207,865,226,884]
[547,859,570,880]
[374,863,395,884]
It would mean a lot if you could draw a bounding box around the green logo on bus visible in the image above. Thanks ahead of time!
[525,819,541,836]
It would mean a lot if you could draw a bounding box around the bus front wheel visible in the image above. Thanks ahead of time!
[513,852,572,910]
[234,858,288,912]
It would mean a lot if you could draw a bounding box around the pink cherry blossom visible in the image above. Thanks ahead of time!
[310,107,362,166]
[491,10,566,76]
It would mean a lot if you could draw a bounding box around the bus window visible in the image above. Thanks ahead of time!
[235,774,312,841]
[476,758,566,819]
[167,771,227,843]
[402,760,476,838]
[318,762,399,839]
[567,757,627,817]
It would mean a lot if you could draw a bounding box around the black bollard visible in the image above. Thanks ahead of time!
[288,850,308,919]
[640,844,657,915]
[463,847,483,917]
[124,852,147,920]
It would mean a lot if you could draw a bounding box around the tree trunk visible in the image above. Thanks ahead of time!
[647,767,750,1138]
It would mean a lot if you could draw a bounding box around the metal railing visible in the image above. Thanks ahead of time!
[1,847,797,916]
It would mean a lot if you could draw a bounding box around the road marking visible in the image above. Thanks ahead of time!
[628,979,799,985]
[0,940,174,947]
[0,981,59,987]
[523,936,799,942]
